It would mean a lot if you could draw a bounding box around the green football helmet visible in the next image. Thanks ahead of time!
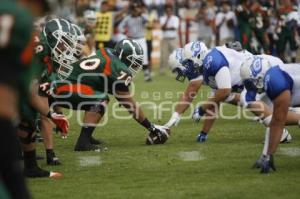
[114,39,144,76]
[43,18,78,79]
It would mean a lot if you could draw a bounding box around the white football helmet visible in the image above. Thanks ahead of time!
[182,41,208,68]
[240,56,271,91]
[168,48,185,72]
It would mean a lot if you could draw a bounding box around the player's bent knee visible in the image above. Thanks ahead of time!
[18,122,36,144]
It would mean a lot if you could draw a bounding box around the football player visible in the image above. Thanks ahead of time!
[164,48,203,129]
[0,0,64,197]
[240,56,300,173]
[35,18,87,164]
[174,41,291,144]
[43,28,170,149]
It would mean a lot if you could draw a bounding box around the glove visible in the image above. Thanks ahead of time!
[252,155,276,174]
[260,155,276,174]
[192,106,205,122]
[146,124,170,145]
[164,112,181,128]
[48,112,69,135]
[252,155,265,169]
[196,132,208,143]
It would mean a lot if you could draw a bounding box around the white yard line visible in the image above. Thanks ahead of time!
[178,151,205,162]
[78,156,102,167]
[279,147,300,157]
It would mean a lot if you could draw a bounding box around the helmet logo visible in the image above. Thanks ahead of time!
[175,48,183,63]
[191,42,201,57]
[250,57,262,77]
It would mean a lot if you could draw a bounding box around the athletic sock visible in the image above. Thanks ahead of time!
[0,118,30,199]
[23,150,38,170]
[78,126,95,143]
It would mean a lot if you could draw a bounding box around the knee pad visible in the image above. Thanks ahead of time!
[18,122,36,144]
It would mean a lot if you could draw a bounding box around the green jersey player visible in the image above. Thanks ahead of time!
[0,0,64,197]
[45,34,170,150]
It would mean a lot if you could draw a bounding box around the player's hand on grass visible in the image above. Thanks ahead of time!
[260,155,276,174]
[146,124,170,145]
[252,155,264,169]
[48,112,69,134]
[252,155,276,174]
[192,106,205,122]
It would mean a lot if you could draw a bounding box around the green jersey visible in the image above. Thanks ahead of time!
[54,48,132,95]
[0,0,34,89]
[52,48,132,109]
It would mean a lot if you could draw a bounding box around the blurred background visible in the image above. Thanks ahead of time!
[38,0,300,68]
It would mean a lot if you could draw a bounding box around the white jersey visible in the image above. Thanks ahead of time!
[241,63,300,107]
[258,54,284,67]
[202,46,251,89]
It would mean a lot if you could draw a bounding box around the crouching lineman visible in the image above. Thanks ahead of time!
[240,57,300,173]
[164,41,289,144]
[164,47,204,130]
[180,41,291,143]
[45,35,170,148]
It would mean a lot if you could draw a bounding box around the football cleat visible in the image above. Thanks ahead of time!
[25,166,62,178]
[74,142,101,152]
[47,151,61,166]
[49,172,63,178]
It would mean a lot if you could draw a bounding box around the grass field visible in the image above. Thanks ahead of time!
[29,72,300,199]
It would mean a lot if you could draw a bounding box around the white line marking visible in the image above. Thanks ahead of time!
[279,147,300,157]
[178,151,205,161]
[78,156,102,167]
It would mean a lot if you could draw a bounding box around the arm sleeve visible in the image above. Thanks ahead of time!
[215,67,231,89]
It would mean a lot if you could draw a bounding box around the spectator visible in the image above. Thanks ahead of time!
[119,1,152,81]
[196,1,215,48]
[248,2,270,54]
[94,1,116,49]
[159,5,179,75]
[276,0,298,62]
[215,0,237,45]
[236,0,253,51]
[145,11,156,74]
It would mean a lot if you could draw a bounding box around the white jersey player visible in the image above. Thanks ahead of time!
[164,44,205,131]
[182,43,291,144]
[240,57,300,173]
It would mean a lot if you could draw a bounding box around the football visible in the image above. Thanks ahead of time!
[146,128,171,145]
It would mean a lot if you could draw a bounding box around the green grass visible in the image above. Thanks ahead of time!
[29,72,300,199]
